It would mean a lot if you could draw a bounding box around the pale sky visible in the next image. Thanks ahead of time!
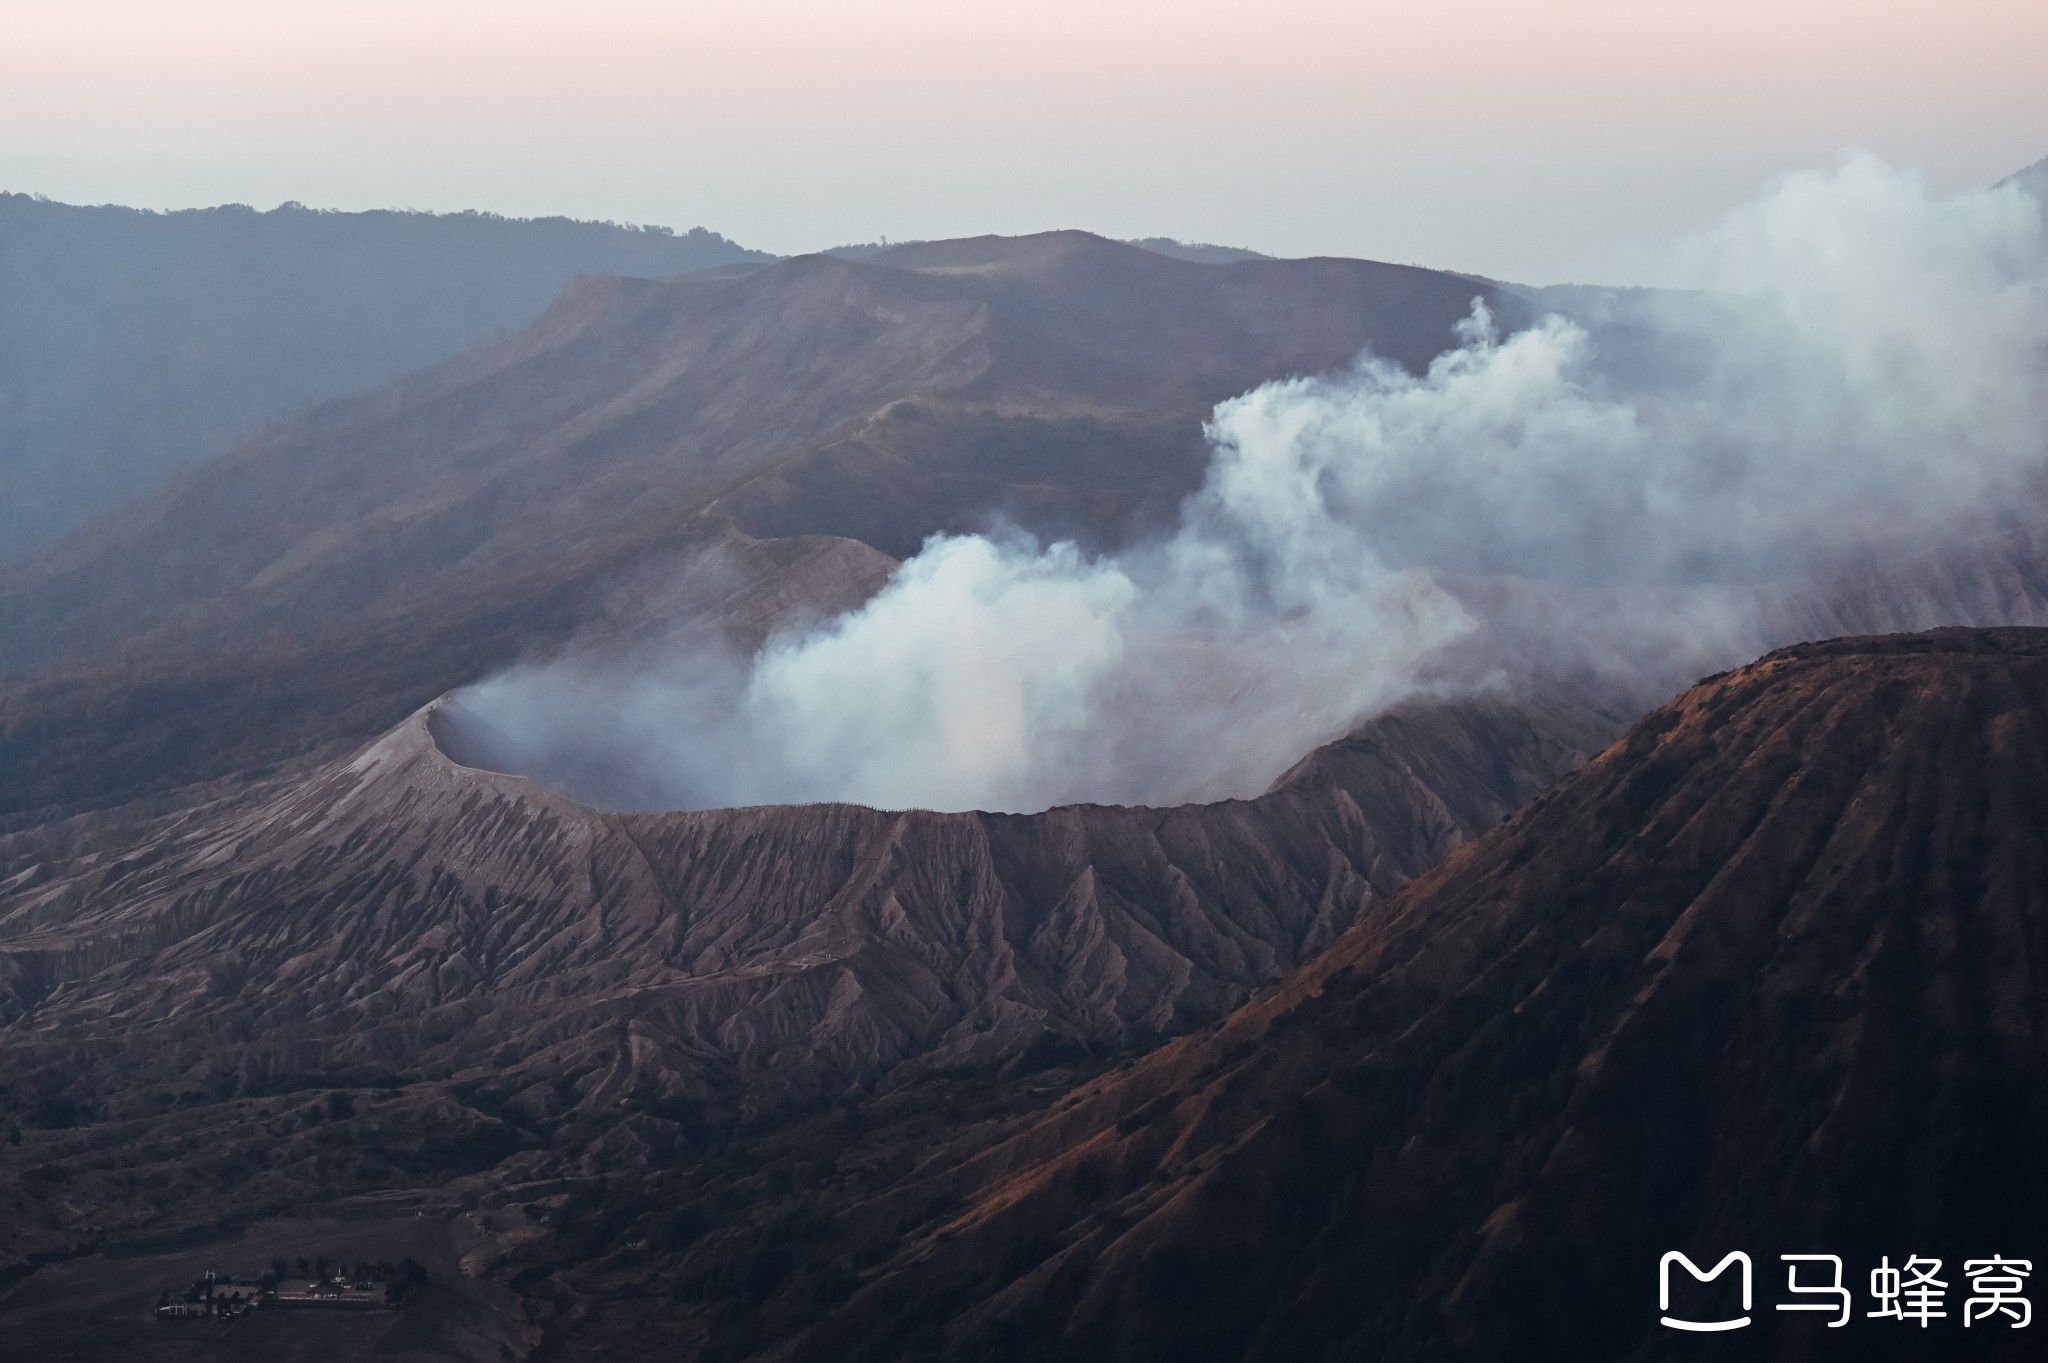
[4,0,2045,283]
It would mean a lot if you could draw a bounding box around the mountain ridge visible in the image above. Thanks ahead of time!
[0,193,767,558]
[0,672,1607,1271]
[0,231,1524,819]
[495,626,2048,1363]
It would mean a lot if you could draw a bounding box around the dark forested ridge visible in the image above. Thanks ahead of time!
[0,193,766,558]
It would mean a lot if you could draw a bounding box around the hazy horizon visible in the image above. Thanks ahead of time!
[6,0,2045,286]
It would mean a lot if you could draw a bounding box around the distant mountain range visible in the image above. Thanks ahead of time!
[7,154,2037,568]
[0,195,767,559]
[0,192,1275,568]
[826,236,1270,264]
[0,230,1516,819]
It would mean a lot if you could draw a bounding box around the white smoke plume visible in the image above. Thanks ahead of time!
[456,153,2048,813]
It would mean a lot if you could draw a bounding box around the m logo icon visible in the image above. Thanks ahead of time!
[1660,1251,1753,1332]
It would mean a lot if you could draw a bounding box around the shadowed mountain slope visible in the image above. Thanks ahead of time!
[0,233,1523,818]
[526,628,2048,1363]
[0,194,766,559]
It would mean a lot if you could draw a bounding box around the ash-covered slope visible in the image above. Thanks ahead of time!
[621,628,2048,1363]
[0,683,1596,1266]
[0,232,1521,818]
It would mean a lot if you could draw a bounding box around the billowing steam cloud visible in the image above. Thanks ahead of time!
[456,153,2048,813]
[457,411,1476,810]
